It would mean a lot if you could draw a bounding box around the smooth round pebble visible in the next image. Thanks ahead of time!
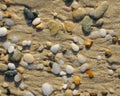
[96,55,102,60]
[77,54,87,64]
[60,71,66,76]
[8,45,14,53]
[71,1,79,9]
[71,43,79,52]
[23,53,34,63]
[42,83,53,96]
[100,29,107,37]
[32,17,41,25]
[80,63,90,73]
[108,69,114,75]
[73,90,79,95]
[66,65,74,74]
[8,63,16,70]
[62,84,68,90]
[0,27,8,37]
[108,30,115,36]
[14,74,22,82]
[73,37,78,43]
[22,40,28,46]
[50,44,60,54]
[52,63,61,74]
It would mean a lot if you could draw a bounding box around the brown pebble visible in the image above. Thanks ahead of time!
[112,36,118,44]
[36,23,45,30]
[85,39,93,48]
[86,69,94,78]
[17,67,25,74]
[74,76,81,85]
[105,49,112,57]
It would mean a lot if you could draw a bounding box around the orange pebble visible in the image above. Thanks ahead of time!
[118,38,120,44]
[85,39,93,48]
[74,76,81,85]
[86,69,94,78]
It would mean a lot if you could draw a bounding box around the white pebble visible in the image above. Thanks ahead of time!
[5,19,14,26]
[108,69,114,75]
[8,45,14,53]
[66,65,74,74]
[100,29,107,37]
[21,61,28,68]
[73,37,78,43]
[90,31,101,39]
[71,43,79,52]
[109,88,114,94]
[27,40,32,46]
[8,63,16,70]
[96,55,102,60]
[59,59,64,66]
[62,84,68,90]
[19,82,25,90]
[73,90,79,95]
[12,36,19,43]
[3,41,11,49]
[105,34,112,40]
[77,54,87,64]
[50,44,60,54]
[42,83,53,96]
[38,45,44,51]
[71,1,79,9]
[14,74,22,82]
[22,40,28,46]
[0,27,8,37]
[62,75,68,83]
[52,63,61,74]
[60,71,66,76]
[108,30,115,36]
[32,17,41,26]
[80,63,90,73]
[36,64,44,70]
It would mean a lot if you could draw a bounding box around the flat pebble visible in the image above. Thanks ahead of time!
[42,83,53,96]
[8,63,16,70]
[77,54,87,64]
[23,53,34,63]
[0,27,8,37]
[80,63,90,73]
[71,43,79,52]
[64,21,75,33]
[32,17,41,25]
[50,44,60,54]
[36,64,44,70]
[90,31,101,39]
[52,63,61,74]
[66,65,74,74]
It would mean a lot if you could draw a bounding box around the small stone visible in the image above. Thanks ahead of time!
[73,37,78,43]
[90,31,101,39]
[99,29,107,37]
[70,83,75,90]
[74,76,81,85]
[80,63,90,73]
[62,84,68,90]
[105,34,112,41]
[108,69,114,75]
[50,44,60,54]
[19,82,25,90]
[52,63,61,75]
[17,67,25,74]
[109,88,114,94]
[65,89,73,96]
[72,7,86,21]
[116,68,120,77]
[48,20,62,35]
[14,73,22,82]
[85,39,93,48]
[81,16,93,35]
[73,90,80,96]
[5,19,14,27]
[3,41,11,49]
[71,43,79,52]
[101,91,108,95]
[105,49,112,57]
[36,23,45,30]
[93,1,109,19]
[59,59,64,66]
[9,49,22,62]
[64,21,75,33]
[20,61,28,68]
[0,63,8,72]
[77,54,87,64]
[12,36,19,43]
[60,71,66,76]
[5,70,17,77]
[108,30,115,36]
[71,1,79,9]
[96,55,102,60]
[8,45,14,53]
[8,63,16,70]
[42,83,53,96]
[0,27,8,37]
[66,65,74,74]
[2,82,9,88]
[38,45,44,52]
[36,64,44,70]
[89,92,97,96]
[1,4,7,11]
[23,53,34,63]
[62,75,68,83]
[32,17,41,26]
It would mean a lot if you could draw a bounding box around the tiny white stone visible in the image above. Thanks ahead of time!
[73,90,79,95]
[71,1,79,9]
[66,65,74,74]
[19,82,25,90]
[27,40,32,46]
[96,55,102,60]
[22,40,28,46]
[80,63,90,73]
[108,69,114,75]
[14,74,22,82]
[50,44,60,54]
[32,17,41,26]
[42,83,53,96]
[8,45,14,53]
[77,54,87,64]
[12,36,19,43]
[60,71,66,76]
[73,37,78,43]
[8,63,16,70]
[100,29,107,37]
[0,27,8,37]
[62,84,68,90]
[38,45,44,51]
[52,63,61,74]
[62,75,68,83]
[71,43,79,52]
[3,41,11,50]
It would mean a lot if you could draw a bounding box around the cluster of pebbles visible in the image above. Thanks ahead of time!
[0,0,120,96]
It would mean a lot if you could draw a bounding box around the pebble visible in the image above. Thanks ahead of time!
[0,63,8,72]
[48,20,62,35]
[72,7,86,21]
[2,82,9,88]
[62,84,68,90]
[32,17,41,26]
[80,63,90,73]
[74,76,81,85]
[64,21,75,33]
[0,27,8,37]
[1,4,7,11]
[8,63,16,70]
[36,23,45,30]
[73,37,78,43]
[52,63,61,75]
[62,75,68,83]
[14,73,22,82]
[70,83,75,90]
[116,68,120,76]
[3,41,11,49]
[20,61,28,68]
[71,43,79,52]
[42,83,53,96]
[65,89,73,96]
[71,1,79,9]
[50,44,60,54]
[5,19,14,27]
[77,54,87,64]
[108,30,115,36]
[109,88,114,94]
[108,69,114,75]
[73,90,79,96]
[5,70,17,77]
[93,1,109,19]
[17,67,25,74]
[12,36,19,43]
[23,53,34,63]
[96,18,104,27]
[24,91,34,96]
[99,29,107,37]
[66,65,74,74]
[60,71,66,76]
[81,16,93,35]
[105,34,112,41]
[96,55,102,60]
[38,45,44,52]
[8,45,14,53]
[36,64,44,70]
[22,40,32,46]
[59,59,64,66]
[9,49,22,62]
[90,31,101,39]
[19,82,25,90]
